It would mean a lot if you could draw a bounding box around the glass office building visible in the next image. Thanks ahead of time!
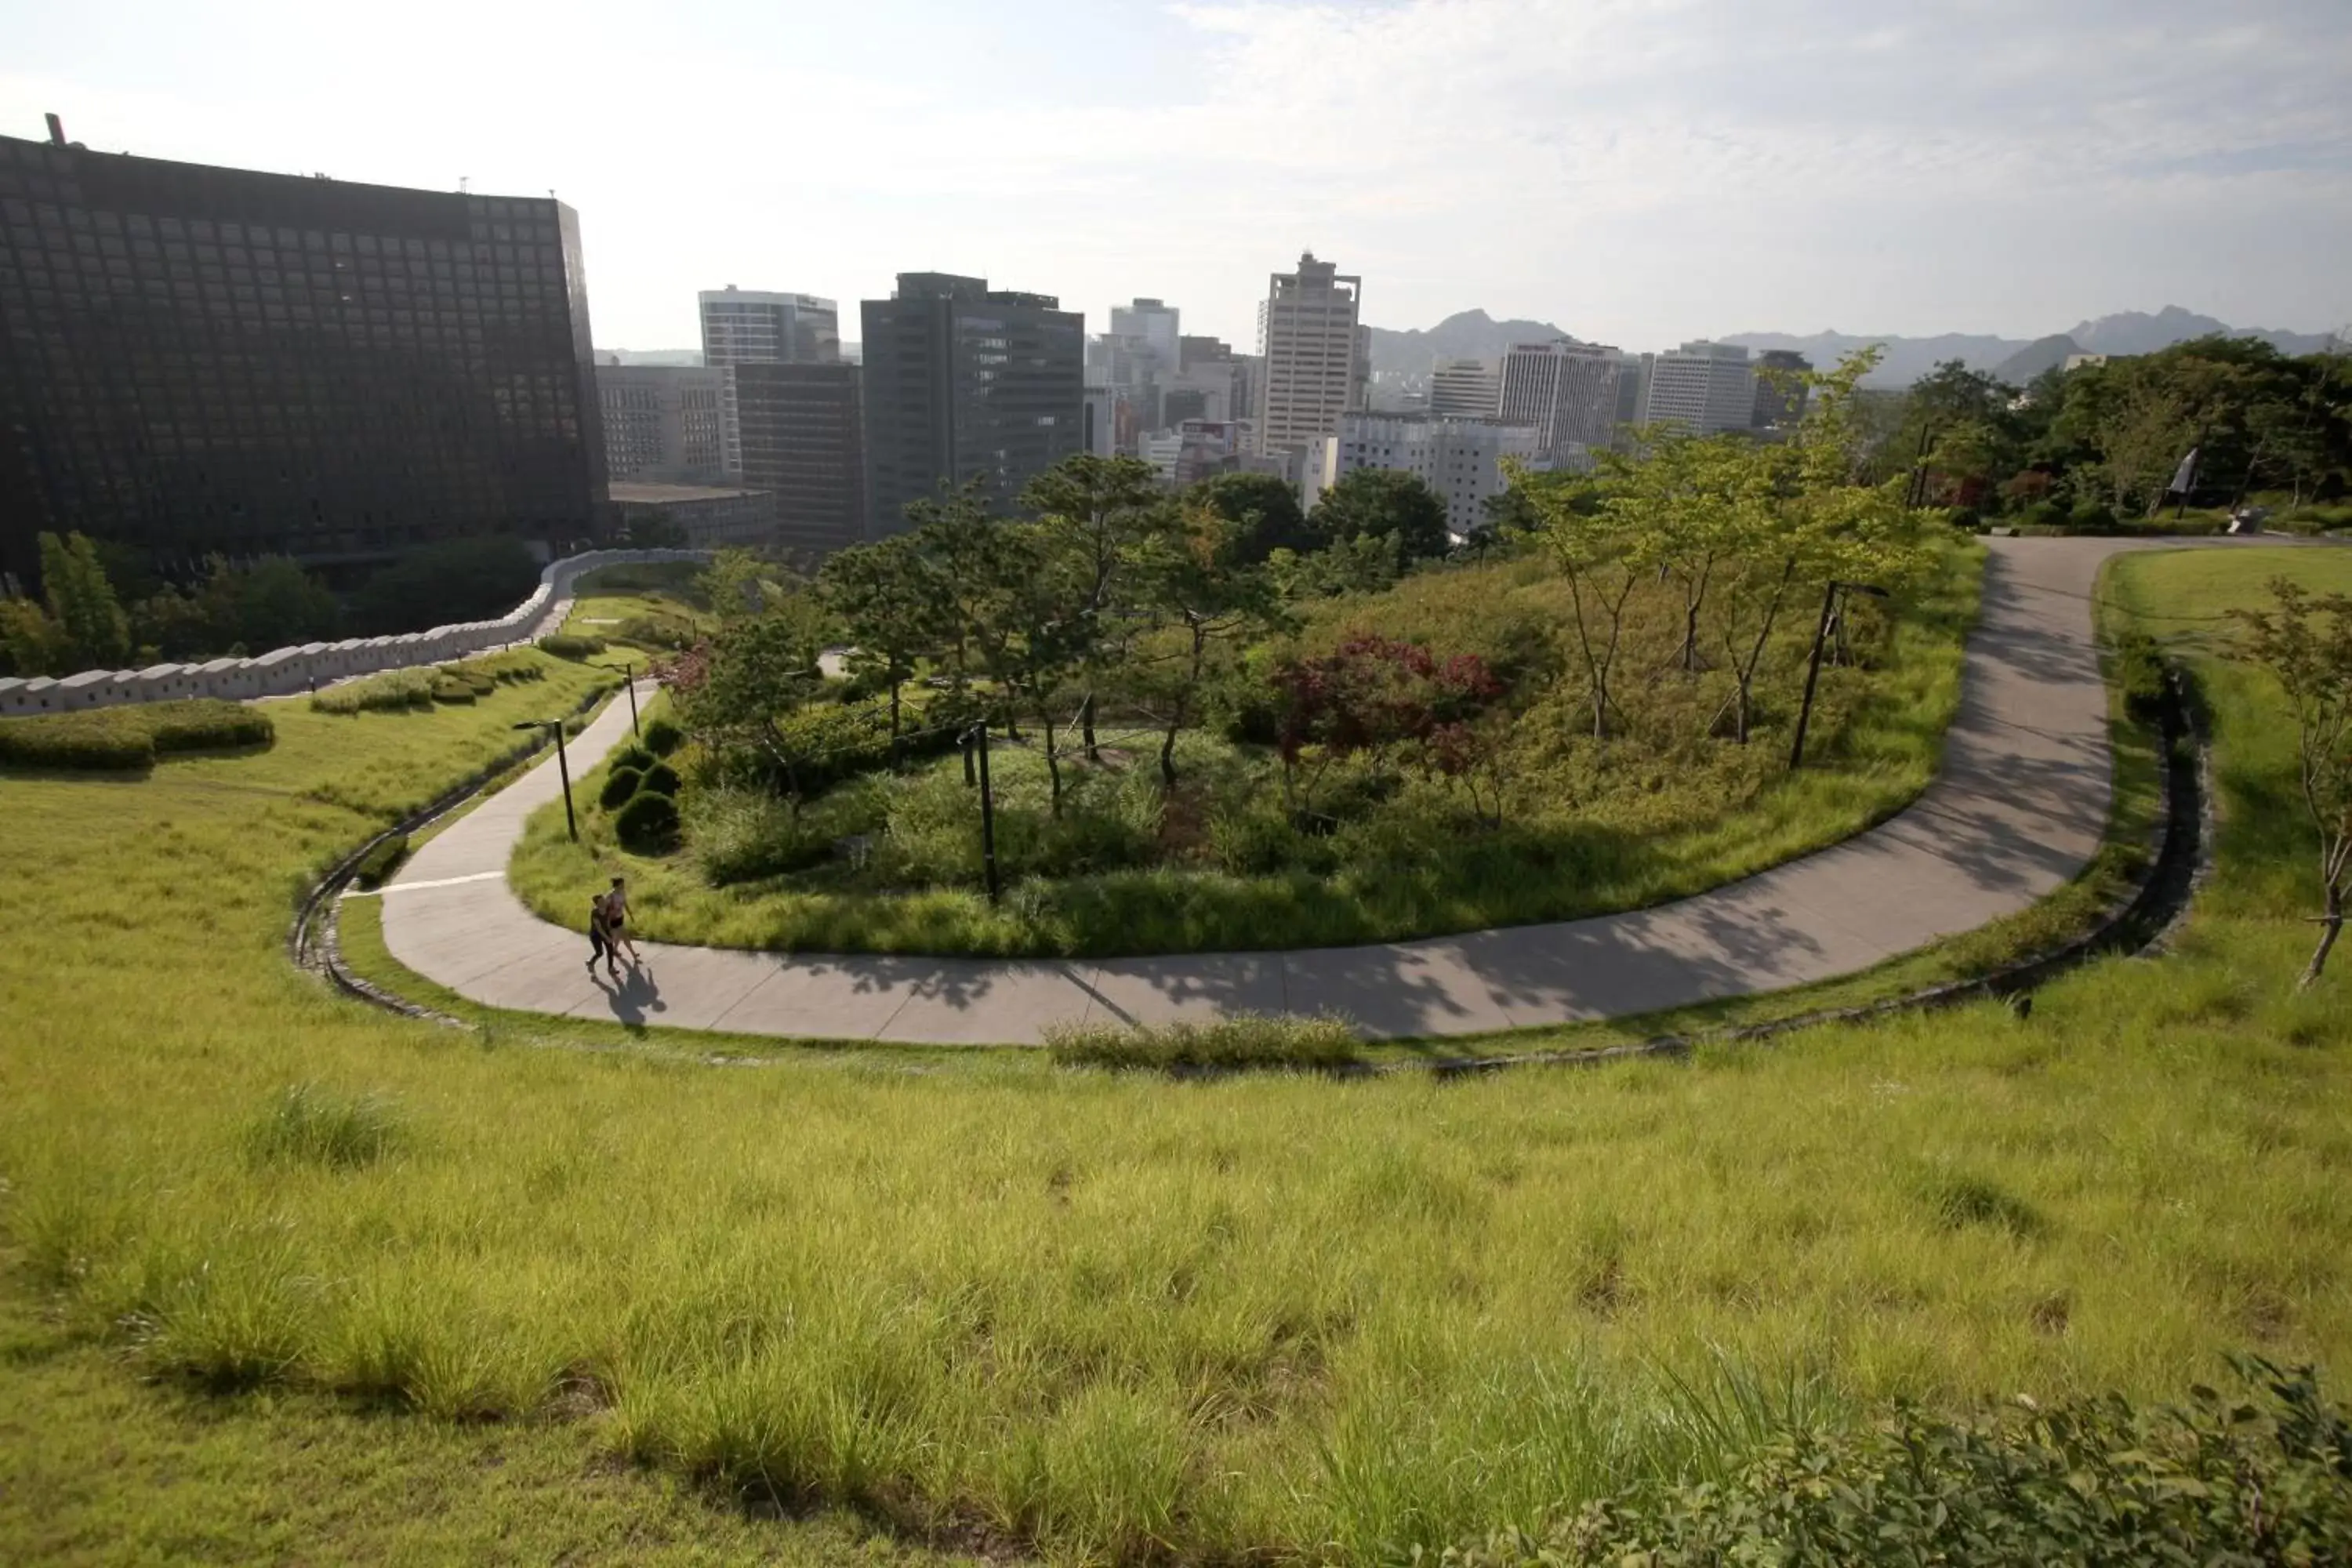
[859,272,1083,536]
[0,130,608,586]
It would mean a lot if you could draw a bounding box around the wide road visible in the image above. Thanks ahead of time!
[378,537,2143,1046]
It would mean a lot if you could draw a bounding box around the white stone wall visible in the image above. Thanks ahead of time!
[0,549,706,717]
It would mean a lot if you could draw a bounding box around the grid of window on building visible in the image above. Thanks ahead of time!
[0,133,605,583]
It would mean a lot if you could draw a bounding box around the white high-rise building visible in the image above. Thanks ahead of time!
[1642,341,1756,435]
[1497,341,1623,457]
[698,287,841,368]
[1302,414,1541,539]
[1428,358,1501,418]
[1257,252,1364,456]
[1109,298,1181,369]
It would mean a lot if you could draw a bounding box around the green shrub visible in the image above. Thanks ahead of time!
[641,716,684,757]
[690,785,833,884]
[1429,1359,2352,1568]
[0,699,274,771]
[614,613,695,651]
[352,833,409,890]
[638,760,681,800]
[2111,630,2170,724]
[2068,500,2120,535]
[1045,1012,1360,1072]
[599,767,644,810]
[146,700,274,753]
[310,668,435,714]
[245,1083,406,1169]
[615,789,681,854]
[608,743,657,777]
[539,632,605,660]
[426,675,477,704]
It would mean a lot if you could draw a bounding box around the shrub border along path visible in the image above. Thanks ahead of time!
[376,538,2233,1046]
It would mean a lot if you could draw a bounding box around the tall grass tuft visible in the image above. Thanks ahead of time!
[1046,1012,1363,1072]
[244,1083,407,1169]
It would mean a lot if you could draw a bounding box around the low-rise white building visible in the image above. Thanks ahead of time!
[1301,414,1542,540]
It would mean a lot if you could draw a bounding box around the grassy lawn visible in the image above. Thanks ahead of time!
[3,544,2350,1562]
[510,541,1984,958]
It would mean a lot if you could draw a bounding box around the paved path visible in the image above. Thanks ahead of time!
[379,538,2143,1045]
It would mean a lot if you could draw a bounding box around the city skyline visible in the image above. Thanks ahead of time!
[5,0,2345,357]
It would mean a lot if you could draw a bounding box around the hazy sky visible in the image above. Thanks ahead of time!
[5,0,2347,352]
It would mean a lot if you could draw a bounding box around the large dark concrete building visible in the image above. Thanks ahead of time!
[0,125,608,586]
[733,362,864,556]
[858,272,1083,536]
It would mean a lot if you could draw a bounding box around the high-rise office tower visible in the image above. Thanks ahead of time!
[596,364,734,483]
[0,126,606,584]
[698,287,840,367]
[731,362,864,554]
[1256,251,1363,456]
[1108,297,1180,369]
[1428,358,1501,418]
[1751,348,1812,430]
[858,272,1083,535]
[1642,341,1757,435]
[1301,414,1541,539]
[1498,340,1624,457]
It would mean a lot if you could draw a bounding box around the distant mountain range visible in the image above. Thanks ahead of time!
[1365,306,2343,387]
[1363,310,1574,379]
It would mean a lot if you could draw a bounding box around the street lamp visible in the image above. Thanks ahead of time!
[618,659,640,735]
[513,718,578,840]
[1789,581,1890,771]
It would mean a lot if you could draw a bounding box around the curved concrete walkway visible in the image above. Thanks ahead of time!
[379,538,2146,1045]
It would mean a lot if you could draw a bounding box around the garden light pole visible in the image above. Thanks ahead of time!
[619,661,641,735]
[514,719,578,841]
[967,720,1000,906]
[1789,582,1889,771]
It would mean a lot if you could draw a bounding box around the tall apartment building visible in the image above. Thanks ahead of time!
[1301,414,1541,539]
[858,271,1083,535]
[0,126,606,584]
[1498,340,1623,459]
[1642,341,1757,435]
[1428,358,1501,418]
[698,286,840,367]
[595,364,733,484]
[1751,348,1812,429]
[731,362,864,555]
[1256,251,1363,456]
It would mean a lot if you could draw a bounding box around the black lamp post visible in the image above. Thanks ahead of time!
[1789,581,1890,771]
[966,721,1000,906]
[514,719,578,840]
[619,660,640,736]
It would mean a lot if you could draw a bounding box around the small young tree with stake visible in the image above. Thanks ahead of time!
[2233,578,2352,987]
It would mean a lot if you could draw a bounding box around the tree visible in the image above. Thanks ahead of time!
[1592,432,1749,673]
[817,534,944,741]
[1127,502,1283,788]
[2232,579,2352,986]
[39,531,132,670]
[1308,469,1452,564]
[1517,470,1642,739]
[1021,455,1173,761]
[698,547,793,625]
[1189,470,1315,563]
[669,606,827,811]
[1270,634,1504,820]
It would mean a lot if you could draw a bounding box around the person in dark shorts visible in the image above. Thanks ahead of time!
[586,888,619,978]
[602,876,641,966]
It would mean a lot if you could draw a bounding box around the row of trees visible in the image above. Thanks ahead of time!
[1519,351,1931,742]
[1878,337,2350,521]
[0,533,544,677]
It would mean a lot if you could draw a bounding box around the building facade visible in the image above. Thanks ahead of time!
[595,363,733,483]
[608,481,778,550]
[1302,414,1541,539]
[1428,358,1501,419]
[0,128,607,585]
[1751,348,1811,430]
[1497,340,1622,456]
[1256,251,1363,457]
[698,286,839,367]
[730,361,865,555]
[1642,340,1757,435]
[858,271,1084,535]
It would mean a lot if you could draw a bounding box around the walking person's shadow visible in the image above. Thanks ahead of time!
[590,957,667,1032]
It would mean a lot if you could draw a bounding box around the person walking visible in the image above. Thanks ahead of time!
[602,875,641,967]
[586,887,620,979]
